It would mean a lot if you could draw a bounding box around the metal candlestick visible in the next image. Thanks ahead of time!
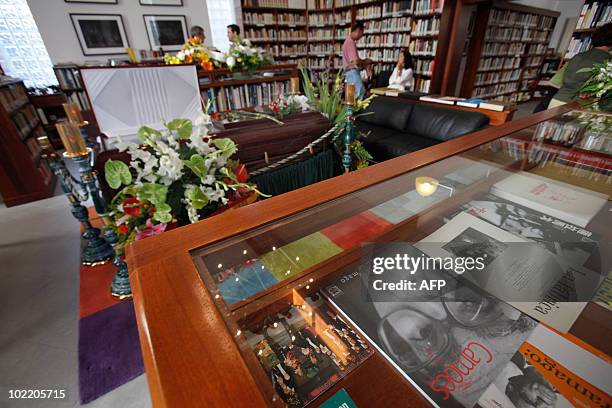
[70,152,132,299]
[342,102,356,173]
[37,137,113,266]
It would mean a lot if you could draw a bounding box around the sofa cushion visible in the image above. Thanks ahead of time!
[357,97,413,131]
[364,133,438,162]
[406,104,489,142]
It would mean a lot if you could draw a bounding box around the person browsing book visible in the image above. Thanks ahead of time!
[342,22,372,99]
[388,50,414,91]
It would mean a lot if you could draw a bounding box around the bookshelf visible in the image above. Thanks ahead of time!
[461,1,559,103]
[0,77,55,207]
[563,0,612,61]
[240,0,452,93]
[198,64,299,112]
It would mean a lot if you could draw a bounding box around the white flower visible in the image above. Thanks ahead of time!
[226,56,236,68]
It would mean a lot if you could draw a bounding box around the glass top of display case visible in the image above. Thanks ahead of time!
[189,106,611,408]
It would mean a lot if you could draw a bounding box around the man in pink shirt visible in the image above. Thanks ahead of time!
[342,22,371,99]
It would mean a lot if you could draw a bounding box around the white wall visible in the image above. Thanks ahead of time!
[511,0,583,51]
[27,0,214,64]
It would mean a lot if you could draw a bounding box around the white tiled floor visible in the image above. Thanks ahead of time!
[0,196,151,407]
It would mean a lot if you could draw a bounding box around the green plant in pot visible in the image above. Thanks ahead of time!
[578,59,612,112]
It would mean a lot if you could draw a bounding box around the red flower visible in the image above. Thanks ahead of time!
[235,164,248,183]
[122,197,141,217]
[118,224,129,235]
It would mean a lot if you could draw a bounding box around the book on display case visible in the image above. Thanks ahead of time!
[479,324,612,408]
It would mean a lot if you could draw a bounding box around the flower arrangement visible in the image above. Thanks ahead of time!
[266,94,309,117]
[578,59,612,111]
[164,36,215,71]
[104,113,265,248]
[225,38,272,72]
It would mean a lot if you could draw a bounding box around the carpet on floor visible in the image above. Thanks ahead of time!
[78,219,144,404]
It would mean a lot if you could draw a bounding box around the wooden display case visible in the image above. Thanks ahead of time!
[127,102,611,407]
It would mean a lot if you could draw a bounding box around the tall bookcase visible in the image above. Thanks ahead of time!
[564,0,612,61]
[240,0,454,93]
[0,77,55,207]
[460,1,559,103]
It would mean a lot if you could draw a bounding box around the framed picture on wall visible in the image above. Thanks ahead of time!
[139,0,184,5]
[65,0,117,3]
[70,14,129,55]
[143,15,188,52]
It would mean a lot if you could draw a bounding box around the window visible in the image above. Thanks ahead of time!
[206,0,236,52]
[0,0,57,88]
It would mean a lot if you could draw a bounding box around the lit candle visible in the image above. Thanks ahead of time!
[415,176,439,197]
[63,102,84,125]
[290,77,299,94]
[345,83,355,105]
[56,120,88,157]
[36,135,52,151]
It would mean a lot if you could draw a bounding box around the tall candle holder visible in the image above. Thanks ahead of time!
[37,136,114,266]
[56,120,132,299]
[342,83,356,173]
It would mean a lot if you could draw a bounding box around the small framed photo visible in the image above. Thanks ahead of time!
[143,15,188,52]
[70,14,129,56]
[65,0,117,3]
[139,0,184,5]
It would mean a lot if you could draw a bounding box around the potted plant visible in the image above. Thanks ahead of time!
[578,59,612,112]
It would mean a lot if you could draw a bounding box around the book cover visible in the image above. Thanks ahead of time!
[418,212,603,332]
[479,324,612,408]
[451,192,600,268]
[322,245,537,408]
[491,171,608,228]
[457,99,486,108]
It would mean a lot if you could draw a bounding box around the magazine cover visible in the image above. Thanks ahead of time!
[419,212,604,332]
[244,296,373,408]
[451,192,601,269]
[479,324,612,408]
[322,245,537,408]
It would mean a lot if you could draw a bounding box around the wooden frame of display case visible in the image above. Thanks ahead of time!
[127,101,610,407]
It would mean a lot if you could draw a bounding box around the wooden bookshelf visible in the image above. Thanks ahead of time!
[460,0,559,103]
[563,0,612,62]
[0,77,55,207]
[240,0,453,93]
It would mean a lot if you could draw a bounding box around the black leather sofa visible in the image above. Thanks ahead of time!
[356,97,490,162]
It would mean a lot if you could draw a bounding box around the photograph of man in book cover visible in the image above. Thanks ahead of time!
[442,227,508,268]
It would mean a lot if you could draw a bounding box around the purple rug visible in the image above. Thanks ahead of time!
[78,299,145,404]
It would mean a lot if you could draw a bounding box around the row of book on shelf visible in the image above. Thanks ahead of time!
[224,149,610,408]
[0,82,28,113]
[576,1,612,30]
[202,80,290,113]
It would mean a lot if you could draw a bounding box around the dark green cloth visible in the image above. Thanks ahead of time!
[554,48,611,102]
[251,149,337,197]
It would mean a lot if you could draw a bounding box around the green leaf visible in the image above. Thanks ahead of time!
[165,118,193,139]
[138,126,162,143]
[104,160,132,189]
[182,154,208,181]
[136,183,168,206]
[152,203,172,223]
[212,138,237,159]
[185,186,209,210]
